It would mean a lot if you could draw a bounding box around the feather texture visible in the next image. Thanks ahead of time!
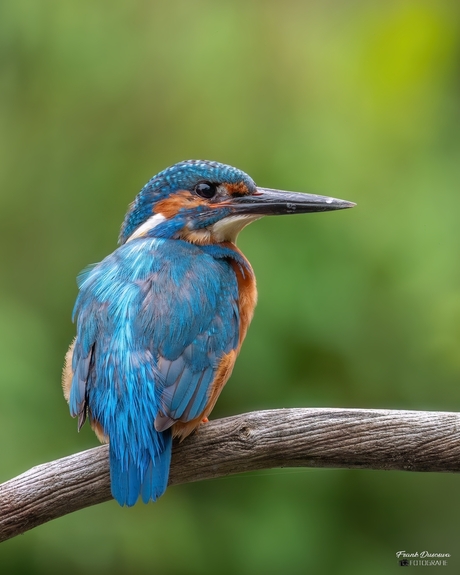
[69,238,249,505]
[64,158,352,505]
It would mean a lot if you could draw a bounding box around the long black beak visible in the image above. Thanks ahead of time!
[230,187,355,215]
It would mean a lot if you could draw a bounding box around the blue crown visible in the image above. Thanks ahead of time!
[119,160,256,244]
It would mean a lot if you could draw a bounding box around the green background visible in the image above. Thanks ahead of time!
[1,1,460,573]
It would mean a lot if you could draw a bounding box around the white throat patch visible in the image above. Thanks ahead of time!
[209,214,262,243]
[126,213,166,242]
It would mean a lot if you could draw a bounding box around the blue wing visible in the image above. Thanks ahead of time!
[69,238,240,506]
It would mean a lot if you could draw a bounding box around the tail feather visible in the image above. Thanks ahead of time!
[109,429,173,507]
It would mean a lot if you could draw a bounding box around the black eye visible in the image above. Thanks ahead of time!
[195,182,217,199]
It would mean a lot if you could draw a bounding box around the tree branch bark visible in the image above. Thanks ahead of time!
[1,407,460,542]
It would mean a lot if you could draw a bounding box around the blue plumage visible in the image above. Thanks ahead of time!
[64,159,354,506]
[119,160,256,244]
[70,238,244,505]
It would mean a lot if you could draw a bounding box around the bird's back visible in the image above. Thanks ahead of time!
[64,237,253,505]
[63,158,352,506]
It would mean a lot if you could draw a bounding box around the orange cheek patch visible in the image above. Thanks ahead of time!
[226,182,249,196]
[154,190,205,218]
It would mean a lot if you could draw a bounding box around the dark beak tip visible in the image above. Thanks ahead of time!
[234,187,356,216]
[320,198,356,211]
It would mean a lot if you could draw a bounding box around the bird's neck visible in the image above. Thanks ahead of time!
[198,241,254,278]
[179,214,261,245]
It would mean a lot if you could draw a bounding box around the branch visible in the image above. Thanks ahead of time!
[2,407,460,542]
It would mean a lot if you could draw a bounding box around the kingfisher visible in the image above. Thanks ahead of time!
[62,159,354,506]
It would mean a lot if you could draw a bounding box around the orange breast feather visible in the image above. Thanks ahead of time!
[172,243,257,439]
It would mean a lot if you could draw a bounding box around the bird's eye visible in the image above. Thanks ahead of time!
[194,182,217,199]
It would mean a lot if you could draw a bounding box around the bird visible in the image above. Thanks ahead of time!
[62,159,354,506]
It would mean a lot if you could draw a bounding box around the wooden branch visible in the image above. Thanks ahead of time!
[2,407,460,542]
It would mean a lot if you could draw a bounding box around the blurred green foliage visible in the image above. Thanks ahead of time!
[1,0,460,573]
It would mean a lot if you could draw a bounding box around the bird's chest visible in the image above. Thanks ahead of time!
[220,243,258,349]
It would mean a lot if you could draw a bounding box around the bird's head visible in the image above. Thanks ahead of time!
[119,160,354,245]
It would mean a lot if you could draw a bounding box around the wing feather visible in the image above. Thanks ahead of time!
[68,237,242,504]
